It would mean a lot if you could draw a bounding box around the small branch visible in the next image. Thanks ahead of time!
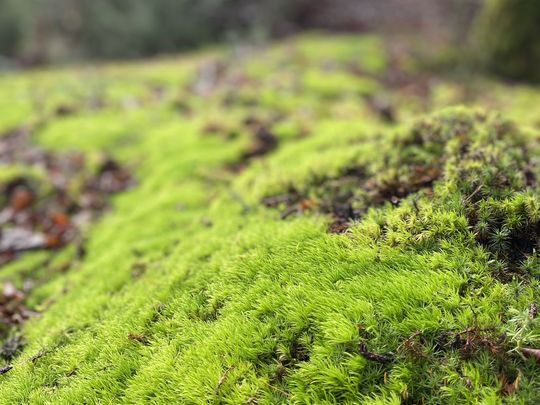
[520,347,540,363]
[214,365,235,396]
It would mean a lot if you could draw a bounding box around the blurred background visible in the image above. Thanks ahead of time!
[0,0,539,82]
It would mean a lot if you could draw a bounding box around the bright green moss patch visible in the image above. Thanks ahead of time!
[302,70,381,99]
[1,34,540,403]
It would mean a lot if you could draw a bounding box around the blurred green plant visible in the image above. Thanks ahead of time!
[474,0,540,82]
[0,0,24,58]
[0,0,313,64]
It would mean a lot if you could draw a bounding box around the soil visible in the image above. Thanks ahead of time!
[0,126,134,265]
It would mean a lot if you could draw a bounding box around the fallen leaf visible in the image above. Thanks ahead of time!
[0,228,47,254]
[502,370,522,396]
[9,187,34,212]
[51,212,70,229]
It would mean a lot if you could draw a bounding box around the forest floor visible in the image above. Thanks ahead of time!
[1,33,540,403]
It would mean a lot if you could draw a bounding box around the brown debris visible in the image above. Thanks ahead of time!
[242,126,279,160]
[54,104,78,117]
[328,217,350,234]
[440,328,503,359]
[0,126,134,266]
[261,155,441,234]
[203,122,226,134]
[369,165,440,206]
[359,342,393,364]
[262,189,302,210]
[0,335,25,361]
[529,303,538,320]
[399,327,512,367]
[366,95,397,123]
[0,282,35,333]
[0,364,13,375]
[128,333,150,345]
[131,262,147,279]
[501,370,522,396]
[214,365,236,396]
[9,186,34,212]
[519,347,540,363]
[396,331,427,359]
[201,122,238,140]
[91,158,134,194]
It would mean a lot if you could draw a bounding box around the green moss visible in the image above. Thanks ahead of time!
[0,34,540,404]
[302,70,381,99]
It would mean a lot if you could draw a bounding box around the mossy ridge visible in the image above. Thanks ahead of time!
[1,106,538,403]
[0,34,540,404]
[244,107,540,402]
[260,108,536,235]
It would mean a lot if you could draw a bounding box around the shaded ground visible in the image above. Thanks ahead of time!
[1,33,540,403]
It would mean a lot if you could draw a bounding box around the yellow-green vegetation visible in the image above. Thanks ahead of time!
[1,33,540,403]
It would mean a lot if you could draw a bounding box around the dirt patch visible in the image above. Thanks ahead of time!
[262,164,438,234]
[242,126,279,160]
[368,165,440,205]
[128,333,150,346]
[432,327,505,359]
[263,110,539,256]
[0,126,134,265]
[0,282,34,338]
[0,125,135,369]
[364,95,397,123]
[201,122,239,140]
[0,282,32,370]
[227,122,280,173]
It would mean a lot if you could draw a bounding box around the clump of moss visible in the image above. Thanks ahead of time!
[361,108,539,255]
[2,34,540,404]
[471,194,540,277]
[263,107,537,244]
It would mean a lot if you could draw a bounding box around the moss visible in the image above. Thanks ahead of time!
[0,34,540,403]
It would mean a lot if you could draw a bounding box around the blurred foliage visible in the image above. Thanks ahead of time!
[474,0,540,82]
[0,0,312,63]
[0,0,23,57]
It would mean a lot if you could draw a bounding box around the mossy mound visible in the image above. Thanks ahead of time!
[1,34,540,403]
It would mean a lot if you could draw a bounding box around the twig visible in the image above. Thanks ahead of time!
[396,330,423,353]
[280,206,300,220]
[214,365,236,395]
[265,382,290,397]
[359,343,393,364]
[0,365,13,375]
[463,184,483,204]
